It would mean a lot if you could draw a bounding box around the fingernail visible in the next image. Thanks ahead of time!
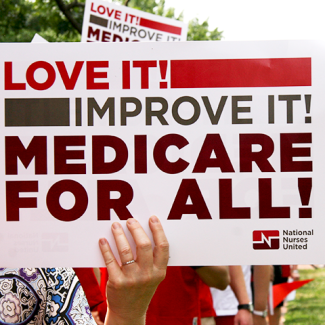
[150,215,159,223]
[99,238,107,246]
[112,222,121,230]
[127,218,137,224]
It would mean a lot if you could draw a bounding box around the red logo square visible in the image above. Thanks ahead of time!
[253,230,280,250]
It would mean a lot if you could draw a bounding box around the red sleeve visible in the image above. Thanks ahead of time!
[199,279,216,318]
[99,267,109,298]
[281,265,291,278]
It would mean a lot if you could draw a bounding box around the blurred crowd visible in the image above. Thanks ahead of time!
[76,264,299,325]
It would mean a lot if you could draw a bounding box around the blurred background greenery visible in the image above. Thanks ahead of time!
[0,0,222,42]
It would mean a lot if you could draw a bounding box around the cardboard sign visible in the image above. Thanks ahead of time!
[81,0,188,43]
[1,40,324,267]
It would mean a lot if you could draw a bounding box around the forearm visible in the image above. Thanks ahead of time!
[230,266,253,325]
[196,266,230,290]
[253,265,270,311]
[229,266,250,304]
[252,265,270,325]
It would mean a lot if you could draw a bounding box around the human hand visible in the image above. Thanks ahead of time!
[99,216,169,325]
[234,309,253,325]
[91,311,104,325]
[252,314,267,325]
[291,269,300,281]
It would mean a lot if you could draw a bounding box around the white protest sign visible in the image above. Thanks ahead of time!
[81,0,187,43]
[1,40,324,267]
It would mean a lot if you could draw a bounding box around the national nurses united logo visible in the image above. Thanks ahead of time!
[253,230,280,250]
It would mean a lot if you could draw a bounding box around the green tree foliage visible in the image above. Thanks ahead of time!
[0,0,222,42]
[0,0,33,42]
[120,0,182,20]
[187,18,222,41]
[0,0,84,42]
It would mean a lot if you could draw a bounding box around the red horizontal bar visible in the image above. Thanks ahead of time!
[170,58,311,88]
[139,17,182,36]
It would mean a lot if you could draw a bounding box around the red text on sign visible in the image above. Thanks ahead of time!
[4,61,109,90]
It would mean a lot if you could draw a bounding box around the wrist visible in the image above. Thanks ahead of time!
[238,302,253,313]
[106,310,146,325]
[252,309,267,318]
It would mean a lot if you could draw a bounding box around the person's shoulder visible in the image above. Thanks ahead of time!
[0,268,42,281]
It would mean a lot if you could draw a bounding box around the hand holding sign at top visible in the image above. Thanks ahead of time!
[99,216,169,325]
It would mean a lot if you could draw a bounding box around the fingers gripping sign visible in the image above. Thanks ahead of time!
[148,215,170,272]
[111,221,137,268]
[98,216,169,325]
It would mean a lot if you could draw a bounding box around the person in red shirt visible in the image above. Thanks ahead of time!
[89,265,229,325]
